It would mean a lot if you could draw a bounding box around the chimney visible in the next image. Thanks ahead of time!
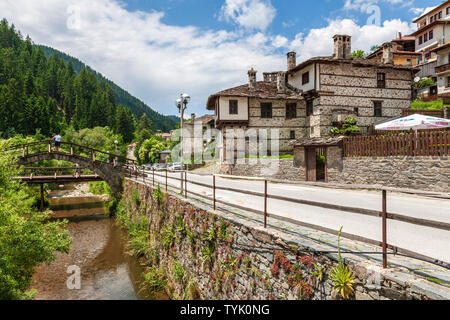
[333,35,352,59]
[398,32,402,39]
[381,42,395,64]
[248,68,257,90]
[277,72,286,93]
[191,113,195,122]
[287,52,296,71]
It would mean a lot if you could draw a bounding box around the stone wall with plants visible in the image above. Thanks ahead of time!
[118,179,445,300]
[330,156,450,192]
[219,158,305,181]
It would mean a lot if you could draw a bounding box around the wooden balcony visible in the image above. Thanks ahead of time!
[435,63,450,74]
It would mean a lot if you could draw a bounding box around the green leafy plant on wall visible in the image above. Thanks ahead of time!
[330,117,361,136]
[173,261,185,282]
[329,226,355,300]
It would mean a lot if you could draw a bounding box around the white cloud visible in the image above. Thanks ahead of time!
[219,0,276,31]
[0,0,416,117]
[410,6,439,19]
[344,0,411,12]
[290,18,414,61]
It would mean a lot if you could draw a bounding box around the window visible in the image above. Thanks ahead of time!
[447,7,450,15]
[302,71,310,85]
[430,16,434,23]
[448,53,450,64]
[419,36,423,45]
[374,101,382,117]
[439,11,442,19]
[354,107,359,116]
[261,103,272,118]
[286,103,297,119]
[377,73,386,88]
[429,30,433,40]
[446,77,450,87]
[424,33,428,42]
[229,100,238,114]
[306,100,314,117]
[290,131,296,140]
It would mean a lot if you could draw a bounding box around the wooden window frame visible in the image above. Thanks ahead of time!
[373,101,383,117]
[419,36,423,45]
[286,103,297,119]
[261,102,273,119]
[377,73,386,88]
[429,30,433,40]
[424,33,428,42]
[229,100,238,115]
[290,130,296,140]
[306,100,314,117]
[302,71,310,85]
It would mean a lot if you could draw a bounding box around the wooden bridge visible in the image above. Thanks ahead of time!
[2,141,140,209]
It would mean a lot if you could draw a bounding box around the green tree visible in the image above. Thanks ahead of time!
[138,136,168,164]
[115,105,135,143]
[351,50,366,59]
[0,150,71,299]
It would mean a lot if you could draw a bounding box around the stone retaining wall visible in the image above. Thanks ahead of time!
[122,179,449,300]
[219,158,304,181]
[330,156,450,192]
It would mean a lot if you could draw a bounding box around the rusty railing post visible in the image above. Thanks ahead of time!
[184,171,187,198]
[40,183,44,212]
[264,179,268,229]
[382,189,388,269]
[213,175,216,211]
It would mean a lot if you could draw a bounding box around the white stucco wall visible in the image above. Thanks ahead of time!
[288,63,317,92]
[218,96,249,121]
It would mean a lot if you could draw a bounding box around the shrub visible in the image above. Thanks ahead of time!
[329,227,355,300]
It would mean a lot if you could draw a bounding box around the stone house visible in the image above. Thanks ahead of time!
[206,34,417,163]
[366,35,421,67]
[183,113,215,162]
[431,42,450,104]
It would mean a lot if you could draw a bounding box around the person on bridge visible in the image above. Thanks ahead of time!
[51,134,62,152]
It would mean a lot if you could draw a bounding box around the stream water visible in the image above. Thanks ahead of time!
[31,184,167,300]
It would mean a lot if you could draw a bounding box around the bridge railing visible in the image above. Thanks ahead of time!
[19,166,92,177]
[129,167,450,272]
[1,140,137,166]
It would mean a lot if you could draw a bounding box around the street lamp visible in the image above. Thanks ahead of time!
[114,140,119,165]
[176,93,190,191]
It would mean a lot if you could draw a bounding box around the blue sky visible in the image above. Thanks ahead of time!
[0,0,442,118]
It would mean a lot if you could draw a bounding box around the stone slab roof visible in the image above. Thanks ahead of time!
[293,136,345,147]
[185,114,214,125]
[207,81,303,110]
[288,56,420,75]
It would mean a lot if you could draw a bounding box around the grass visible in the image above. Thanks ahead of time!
[411,100,443,110]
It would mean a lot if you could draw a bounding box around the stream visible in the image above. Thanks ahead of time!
[31,184,167,300]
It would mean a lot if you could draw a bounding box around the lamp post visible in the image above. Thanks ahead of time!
[114,140,119,165]
[176,93,190,192]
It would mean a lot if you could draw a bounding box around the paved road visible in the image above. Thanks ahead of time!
[145,170,450,264]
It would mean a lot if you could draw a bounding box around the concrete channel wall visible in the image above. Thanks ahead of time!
[122,179,450,300]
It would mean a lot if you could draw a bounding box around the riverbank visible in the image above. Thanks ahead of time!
[31,184,167,300]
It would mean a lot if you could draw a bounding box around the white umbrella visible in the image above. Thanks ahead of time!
[375,114,450,131]
[375,114,450,151]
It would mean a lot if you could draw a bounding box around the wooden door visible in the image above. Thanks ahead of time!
[305,147,316,182]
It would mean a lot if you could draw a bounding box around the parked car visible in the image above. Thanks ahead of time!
[152,163,167,171]
[141,164,153,170]
[168,162,183,171]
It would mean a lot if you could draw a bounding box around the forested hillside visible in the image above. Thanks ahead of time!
[0,19,177,141]
[39,45,178,132]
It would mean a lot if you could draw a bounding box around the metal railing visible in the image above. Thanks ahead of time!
[2,140,137,166]
[131,167,450,270]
